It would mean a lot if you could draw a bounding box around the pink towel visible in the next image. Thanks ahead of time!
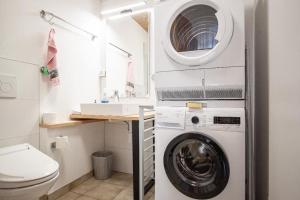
[126,56,135,96]
[46,28,59,85]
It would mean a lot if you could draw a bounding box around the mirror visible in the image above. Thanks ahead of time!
[103,11,150,98]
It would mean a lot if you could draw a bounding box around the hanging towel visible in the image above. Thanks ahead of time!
[126,56,135,97]
[46,28,59,85]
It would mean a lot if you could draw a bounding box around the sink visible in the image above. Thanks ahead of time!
[80,103,139,116]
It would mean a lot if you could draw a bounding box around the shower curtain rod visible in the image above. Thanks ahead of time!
[40,10,98,40]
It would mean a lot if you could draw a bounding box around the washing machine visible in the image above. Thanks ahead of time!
[154,0,245,101]
[155,106,245,199]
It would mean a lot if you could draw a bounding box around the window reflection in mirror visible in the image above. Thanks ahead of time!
[104,11,150,99]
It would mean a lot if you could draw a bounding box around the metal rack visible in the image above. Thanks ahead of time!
[40,10,98,40]
[132,106,155,200]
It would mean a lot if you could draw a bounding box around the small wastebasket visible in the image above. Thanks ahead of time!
[92,151,112,180]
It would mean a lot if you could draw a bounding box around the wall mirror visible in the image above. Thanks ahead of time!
[103,10,150,98]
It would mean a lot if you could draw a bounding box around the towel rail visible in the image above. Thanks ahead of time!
[136,105,155,200]
[144,135,155,142]
[144,118,155,123]
[109,42,132,57]
[40,10,98,40]
[144,144,155,152]
[144,127,154,133]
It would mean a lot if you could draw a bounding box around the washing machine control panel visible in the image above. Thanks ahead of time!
[191,116,200,124]
[185,108,245,132]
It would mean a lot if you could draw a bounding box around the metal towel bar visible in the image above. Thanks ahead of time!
[40,10,98,40]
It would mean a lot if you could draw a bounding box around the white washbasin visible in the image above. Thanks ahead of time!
[80,103,139,116]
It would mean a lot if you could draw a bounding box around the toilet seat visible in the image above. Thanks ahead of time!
[0,144,59,189]
[0,170,59,189]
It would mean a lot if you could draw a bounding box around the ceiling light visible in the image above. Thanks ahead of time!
[108,8,151,20]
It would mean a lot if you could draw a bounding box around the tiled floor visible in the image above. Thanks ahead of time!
[56,172,154,200]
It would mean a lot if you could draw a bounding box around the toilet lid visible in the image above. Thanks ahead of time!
[0,143,59,188]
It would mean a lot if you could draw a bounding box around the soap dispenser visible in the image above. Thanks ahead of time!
[101,92,109,103]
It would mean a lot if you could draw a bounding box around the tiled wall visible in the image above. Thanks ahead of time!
[104,120,154,174]
[0,59,40,148]
[40,122,105,193]
[105,122,133,174]
[0,0,154,194]
[0,0,106,194]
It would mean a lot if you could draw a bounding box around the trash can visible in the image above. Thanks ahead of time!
[92,151,112,180]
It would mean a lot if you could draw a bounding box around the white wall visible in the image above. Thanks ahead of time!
[40,123,104,193]
[0,60,40,148]
[268,0,300,199]
[104,120,153,174]
[105,122,133,173]
[0,0,106,194]
[255,0,300,199]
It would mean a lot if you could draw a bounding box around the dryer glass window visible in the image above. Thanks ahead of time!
[170,5,218,53]
[164,133,229,199]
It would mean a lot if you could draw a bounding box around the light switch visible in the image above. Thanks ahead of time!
[0,74,17,98]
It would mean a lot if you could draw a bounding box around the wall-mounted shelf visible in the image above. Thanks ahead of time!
[40,112,155,129]
[40,119,104,129]
[70,112,155,121]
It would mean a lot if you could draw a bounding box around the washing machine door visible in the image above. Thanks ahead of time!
[163,0,233,66]
[164,132,230,199]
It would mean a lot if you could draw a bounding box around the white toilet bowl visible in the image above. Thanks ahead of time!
[0,144,59,200]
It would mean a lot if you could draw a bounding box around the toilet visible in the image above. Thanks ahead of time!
[0,143,59,200]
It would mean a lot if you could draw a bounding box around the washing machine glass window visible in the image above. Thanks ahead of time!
[164,0,234,66]
[164,132,230,199]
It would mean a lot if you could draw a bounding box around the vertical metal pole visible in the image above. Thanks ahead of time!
[132,120,140,200]
[139,106,145,200]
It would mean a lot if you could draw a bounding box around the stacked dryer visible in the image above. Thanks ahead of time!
[154,0,245,104]
[154,0,246,199]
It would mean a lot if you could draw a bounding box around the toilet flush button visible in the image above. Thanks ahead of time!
[0,74,17,98]
[1,82,12,93]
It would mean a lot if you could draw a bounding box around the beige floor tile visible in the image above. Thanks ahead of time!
[144,191,154,200]
[76,196,96,200]
[149,186,155,194]
[104,172,133,187]
[72,177,102,194]
[85,182,124,200]
[56,192,80,200]
[148,195,154,200]
[113,187,133,200]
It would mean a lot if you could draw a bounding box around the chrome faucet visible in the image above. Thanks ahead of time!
[113,90,120,102]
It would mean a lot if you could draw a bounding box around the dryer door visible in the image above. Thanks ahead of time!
[163,0,233,66]
[164,132,230,199]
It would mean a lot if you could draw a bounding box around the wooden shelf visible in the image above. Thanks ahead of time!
[40,112,155,129]
[70,112,155,121]
[40,119,104,129]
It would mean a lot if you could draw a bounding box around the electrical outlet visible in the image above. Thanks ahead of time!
[0,74,17,98]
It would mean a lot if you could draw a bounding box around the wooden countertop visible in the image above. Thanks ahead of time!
[70,112,155,121]
[40,112,155,129]
[40,119,104,129]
